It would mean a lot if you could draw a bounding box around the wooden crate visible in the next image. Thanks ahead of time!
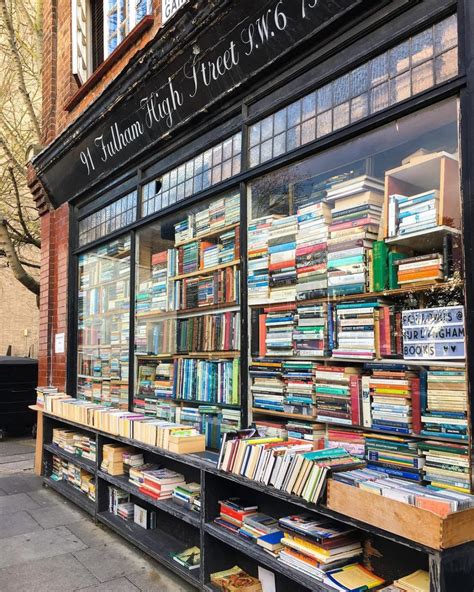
[326,479,474,550]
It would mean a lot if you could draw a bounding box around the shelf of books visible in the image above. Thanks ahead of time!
[133,192,242,450]
[247,100,472,505]
[77,236,131,410]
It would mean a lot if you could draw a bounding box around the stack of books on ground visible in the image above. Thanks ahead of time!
[395,253,444,287]
[248,215,281,303]
[389,190,439,238]
[268,215,298,302]
[295,201,331,300]
[139,469,186,500]
[278,513,363,583]
[363,367,419,435]
[421,369,468,441]
[324,563,385,591]
[326,176,384,296]
[218,434,364,504]
[211,566,263,591]
[315,366,362,426]
[172,546,200,571]
[171,481,201,512]
[418,440,470,493]
[331,469,474,517]
[364,434,424,482]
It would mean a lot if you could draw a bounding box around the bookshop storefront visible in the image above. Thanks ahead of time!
[32,0,474,589]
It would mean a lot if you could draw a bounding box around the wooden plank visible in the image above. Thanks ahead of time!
[33,408,43,476]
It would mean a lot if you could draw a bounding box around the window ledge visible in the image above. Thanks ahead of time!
[66,15,154,112]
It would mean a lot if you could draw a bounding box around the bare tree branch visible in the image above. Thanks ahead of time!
[0,217,39,295]
[8,167,41,248]
[0,135,25,175]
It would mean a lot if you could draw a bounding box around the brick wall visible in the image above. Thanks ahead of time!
[38,204,69,389]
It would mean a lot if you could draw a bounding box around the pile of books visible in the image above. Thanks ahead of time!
[202,244,219,269]
[269,215,298,302]
[248,215,280,303]
[128,462,160,489]
[389,190,439,237]
[418,440,470,493]
[324,564,385,591]
[264,308,295,357]
[178,242,199,274]
[315,366,361,426]
[224,194,240,225]
[421,369,468,441]
[211,566,263,591]
[365,434,424,482]
[214,497,259,535]
[286,419,325,444]
[395,253,444,287]
[172,481,201,512]
[295,201,331,300]
[278,513,363,583]
[209,197,226,231]
[218,436,364,504]
[176,311,240,352]
[174,358,239,405]
[332,469,474,516]
[50,455,95,500]
[101,443,135,476]
[282,361,316,416]
[73,433,97,462]
[138,468,186,500]
[250,361,285,413]
[151,250,171,311]
[293,304,329,357]
[333,302,379,359]
[176,267,240,309]
[363,367,418,435]
[326,428,365,458]
[386,569,429,592]
[172,547,200,571]
[195,208,210,236]
[326,176,384,296]
[219,228,239,264]
[174,215,194,243]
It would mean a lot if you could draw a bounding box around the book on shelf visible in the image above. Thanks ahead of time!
[210,566,263,592]
[323,563,385,591]
[174,358,240,405]
[172,546,200,570]
[388,190,439,238]
[176,311,240,353]
[134,504,157,529]
[326,429,366,459]
[391,569,429,592]
[315,365,361,426]
[364,434,424,483]
[418,439,470,493]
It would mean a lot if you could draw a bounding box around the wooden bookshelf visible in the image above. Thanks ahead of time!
[251,408,319,422]
[175,222,240,247]
[174,351,240,359]
[171,259,239,281]
[136,302,239,320]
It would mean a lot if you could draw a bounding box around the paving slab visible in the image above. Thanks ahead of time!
[27,487,66,508]
[0,525,87,569]
[126,568,195,592]
[0,441,35,457]
[0,459,35,474]
[0,510,43,538]
[74,544,152,583]
[0,453,35,465]
[66,519,123,549]
[28,502,88,528]
[0,473,43,494]
[0,553,99,592]
[78,577,140,591]
[0,492,40,514]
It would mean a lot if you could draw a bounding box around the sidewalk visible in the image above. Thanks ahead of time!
[0,438,194,592]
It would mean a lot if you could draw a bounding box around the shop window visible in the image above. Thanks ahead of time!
[141,134,242,218]
[77,235,131,409]
[248,98,468,450]
[249,15,458,168]
[134,191,241,448]
[78,190,137,247]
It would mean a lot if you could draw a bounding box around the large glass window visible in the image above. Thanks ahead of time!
[134,191,241,448]
[77,235,131,409]
[248,98,468,486]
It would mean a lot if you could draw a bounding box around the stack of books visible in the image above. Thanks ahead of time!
[219,228,238,264]
[265,308,295,357]
[332,470,474,516]
[225,194,240,225]
[178,242,199,274]
[174,358,239,405]
[286,419,325,445]
[209,197,226,231]
[128,462,160,489]
[251,361,285,413]
[202,244,219,269]
[295,201,331,300]
[282,360,316,416]
[278,513,363,582]
[268,215,298,301]
[324,564,385,591]
[138,468,186,500]
[176,311,240,352]
[363,367,418,435]
[122,450,145,477]
[172,482,201,512]
[151,250,171,311]
[395,253,444,287]
[248,215,280,303]
[421,369,468,441]
[195,208,210,236]
[326,176,384,296]
[326,428,366,459]
[174,215,194,243]
[391,569,429,592]
[293,304,329,357]
[365,434,424,482]
[315,366,361,426]
[211,566,263,591]
[101,444,135,476]
[389,190,439,237]
[333,302,379,359]
[418,440,470,493]
[52,428,76,453]
[73,433,97,462]
[117,502,135,521]
[214,497,259,535]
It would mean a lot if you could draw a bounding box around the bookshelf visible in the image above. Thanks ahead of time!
[133,192,242,448]
[39,411,474,591]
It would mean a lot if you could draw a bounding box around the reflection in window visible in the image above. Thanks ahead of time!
[249,15,458,168]
[104,0,151,58]
[77,236,131,409]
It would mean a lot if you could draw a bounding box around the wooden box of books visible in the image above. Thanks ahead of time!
[326,479,474,550]
[168,434,206,454]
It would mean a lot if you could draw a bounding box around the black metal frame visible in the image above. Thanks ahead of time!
[62,0,471,485]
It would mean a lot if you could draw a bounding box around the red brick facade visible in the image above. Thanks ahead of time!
[34,0,164,388]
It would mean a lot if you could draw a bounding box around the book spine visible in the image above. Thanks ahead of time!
[361,375,372,427]
[349,374,361,426]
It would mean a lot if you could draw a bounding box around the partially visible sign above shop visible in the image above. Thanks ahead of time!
[35,0,371,207]
[162,0,190,25]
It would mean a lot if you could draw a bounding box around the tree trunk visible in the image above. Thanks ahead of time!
[0,218,39,296]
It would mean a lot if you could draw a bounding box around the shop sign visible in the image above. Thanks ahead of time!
[162,0,190,25]
[402,306,466,360]
[35,0,371,206]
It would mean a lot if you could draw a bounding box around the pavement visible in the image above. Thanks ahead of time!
[0,437,195,592]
